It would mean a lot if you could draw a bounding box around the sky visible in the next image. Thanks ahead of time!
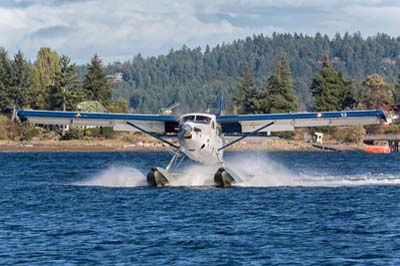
[1,0,400,63]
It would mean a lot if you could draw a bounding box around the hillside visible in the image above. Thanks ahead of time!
[96,32,400,113]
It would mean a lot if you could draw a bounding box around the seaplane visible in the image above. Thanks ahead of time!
[17,98,388,187]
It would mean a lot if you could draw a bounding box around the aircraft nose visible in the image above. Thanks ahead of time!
[181,124,192,139]
[182,124,192,132]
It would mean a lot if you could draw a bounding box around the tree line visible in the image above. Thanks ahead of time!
[1,32,400,116]
[235,53,400,115]
[103,32,400,113]
[0,48,128,119]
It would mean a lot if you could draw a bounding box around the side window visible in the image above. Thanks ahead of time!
[211,121,215,130]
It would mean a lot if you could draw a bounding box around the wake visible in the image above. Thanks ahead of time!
[74,155,400,188]
[227,155,400,188]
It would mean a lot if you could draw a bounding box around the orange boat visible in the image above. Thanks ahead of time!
[364,145,391,154]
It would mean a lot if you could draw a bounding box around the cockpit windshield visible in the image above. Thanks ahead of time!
[181,115,212,124]
[195,115,211,124]
[182,115,195,123]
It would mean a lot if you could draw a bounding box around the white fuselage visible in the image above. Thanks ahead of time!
[178,113,224,165]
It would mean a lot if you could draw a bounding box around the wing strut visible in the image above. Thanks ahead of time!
[126,121,179,150]
[218,122,274,151]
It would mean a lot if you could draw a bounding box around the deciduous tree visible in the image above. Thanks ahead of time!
[32,48,62,109]
[108,97,129,113]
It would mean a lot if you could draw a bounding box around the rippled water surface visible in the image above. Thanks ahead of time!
[1,151,400,265]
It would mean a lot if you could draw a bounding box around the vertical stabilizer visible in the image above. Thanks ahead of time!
[217,96,224,116]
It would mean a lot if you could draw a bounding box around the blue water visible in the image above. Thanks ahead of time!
[1,151,400,265]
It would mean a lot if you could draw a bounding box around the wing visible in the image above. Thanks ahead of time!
[217,110,387,133]
[17,110,179,134]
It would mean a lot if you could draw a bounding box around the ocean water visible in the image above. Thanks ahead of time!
[1,151,400,265]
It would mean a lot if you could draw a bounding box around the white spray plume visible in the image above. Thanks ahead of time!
[75,165,147,187]
[74,154,400,188]
[225,153,298,187]
[169,164,216,187]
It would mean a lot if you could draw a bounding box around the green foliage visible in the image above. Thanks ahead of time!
[234,65,258,114]
[356,74,393,109]
[61,127,83,140]
[0,116,32,140]
[84,128,101,137]
[0,48,34,112]
[108,97,129,113]
[393,72,400,105]
[333,125,366,144]
[84,54,112,106]
[337,71,355,110]
[97,32,400,113]
[33,48,62,109]
[0,48,12,109]
[311,57,354,111]
[23,126,41,141]
[257,54,298,113]
[2,32,400,116]
[10,51,34,109]
[48,55,85,111]
[100,127,114,139]
[33,48,61,88]
[80,127,113,139]
[84,129,92,137]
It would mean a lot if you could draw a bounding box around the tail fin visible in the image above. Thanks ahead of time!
[217,96,223,116]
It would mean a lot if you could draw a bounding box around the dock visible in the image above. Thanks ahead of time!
[311,143,360,152]
[364,134,400,152]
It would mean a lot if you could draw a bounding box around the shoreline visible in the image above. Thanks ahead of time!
[0,139,364,153]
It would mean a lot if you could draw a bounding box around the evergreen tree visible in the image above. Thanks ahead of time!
[254,89,270,114]
[311,57,350,111]
[337,70,355,110]
[355,82,368,109]
[393,72,400,105]
[9,51,33,113]
[259,54,297,113]
[84,54,111,106]
[357,74,393,109]
[0,48,12,109]
[234,65,258,114]
[49,55,85,111]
